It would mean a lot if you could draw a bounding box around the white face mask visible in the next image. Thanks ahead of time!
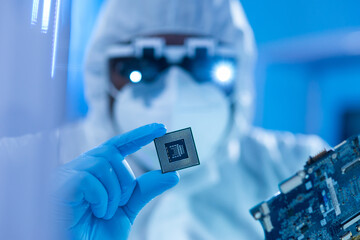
[113,67,230,171]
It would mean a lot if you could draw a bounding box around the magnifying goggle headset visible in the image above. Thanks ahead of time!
[107,37,237,96]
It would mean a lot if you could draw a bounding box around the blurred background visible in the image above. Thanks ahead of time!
[66,0,360,146]
[242,0,360,146]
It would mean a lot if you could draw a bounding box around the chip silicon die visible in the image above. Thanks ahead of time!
[154,127,200,173]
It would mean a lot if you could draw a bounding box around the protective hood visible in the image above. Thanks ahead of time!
[84,0,257,145]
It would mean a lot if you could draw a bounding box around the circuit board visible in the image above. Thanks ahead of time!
[250,135,360,240]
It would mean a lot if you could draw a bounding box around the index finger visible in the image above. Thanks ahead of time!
[103,123,166,157]
[84,123,166,205]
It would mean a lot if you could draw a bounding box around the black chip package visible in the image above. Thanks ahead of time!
[165,139,189,162]
[154,127,200,173]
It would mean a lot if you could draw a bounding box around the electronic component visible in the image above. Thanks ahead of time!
[340,231,352,240]
[154,127,200,173]
[250,134,360,239]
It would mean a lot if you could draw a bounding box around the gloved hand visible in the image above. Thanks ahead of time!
[53,123,179,240]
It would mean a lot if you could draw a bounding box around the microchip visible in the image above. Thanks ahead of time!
[300,225,309,234]
[165,139,189,162]
[154,127,200,173]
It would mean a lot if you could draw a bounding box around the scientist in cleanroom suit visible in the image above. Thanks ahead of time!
[81,0,328,239]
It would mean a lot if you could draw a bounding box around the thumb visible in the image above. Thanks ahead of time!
[123,170,179,223]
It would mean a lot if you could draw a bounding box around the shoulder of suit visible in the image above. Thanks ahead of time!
[240,127,328,152]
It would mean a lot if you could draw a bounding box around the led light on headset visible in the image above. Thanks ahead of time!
[212,61,235,84]
[129,70,142,83]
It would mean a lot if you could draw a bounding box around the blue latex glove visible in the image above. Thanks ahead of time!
[54,123,179,240]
